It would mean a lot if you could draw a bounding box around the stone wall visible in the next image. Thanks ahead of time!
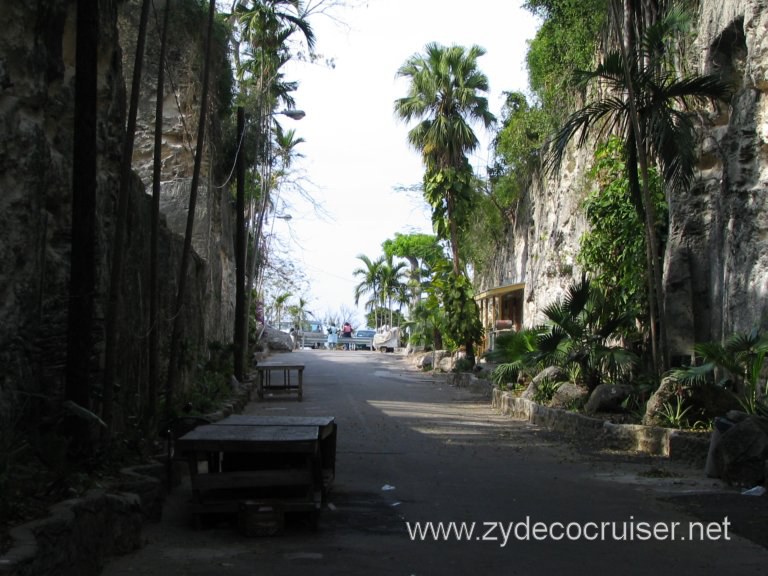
[479,0,768,351]
[0,0,236,431]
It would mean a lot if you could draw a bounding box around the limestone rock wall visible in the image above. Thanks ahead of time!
[0,0,235,430]
[481,0,768,350]
[664,0,768,352]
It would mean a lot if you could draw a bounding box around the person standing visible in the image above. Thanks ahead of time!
[341,321,353,350]
[327,323,339,350]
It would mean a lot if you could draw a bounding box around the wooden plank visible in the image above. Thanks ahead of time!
[192,469,313,491]
[216,415,334,428]
[176,424,319,454]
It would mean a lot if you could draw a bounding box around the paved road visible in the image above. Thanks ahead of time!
[103,350,768,575]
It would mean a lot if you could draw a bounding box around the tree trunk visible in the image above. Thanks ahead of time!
[165,0,216,415]
[102,0,151,441]
[65,0,99,459]
[234,106,247,381]
[148,0,171,433]
[613,0,668,374]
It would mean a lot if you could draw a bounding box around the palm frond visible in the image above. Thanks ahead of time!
[671,362,716,387]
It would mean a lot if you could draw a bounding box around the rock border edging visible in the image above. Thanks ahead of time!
[492,387,710,466]
[0,379,257,576]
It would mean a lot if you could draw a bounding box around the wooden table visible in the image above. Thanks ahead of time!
[215,415,337,491]
[175,423,322,528]
[255,362,305,401]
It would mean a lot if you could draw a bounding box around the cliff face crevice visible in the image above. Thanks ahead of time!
[480,0,768,354]
[0,0,235,431]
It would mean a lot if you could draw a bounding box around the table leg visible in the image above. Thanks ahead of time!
[298,368,303,401]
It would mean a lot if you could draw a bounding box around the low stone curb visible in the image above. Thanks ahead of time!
[0,379,258,576]
[492,388,710,466]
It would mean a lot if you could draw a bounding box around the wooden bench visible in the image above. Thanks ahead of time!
[175,423,322,529]
[214,415,337,493]
[255,362,304,401]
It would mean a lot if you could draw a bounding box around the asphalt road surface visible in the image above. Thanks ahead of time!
[103,349,768,575]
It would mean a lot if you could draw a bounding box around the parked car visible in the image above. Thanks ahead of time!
[354,329,376,350]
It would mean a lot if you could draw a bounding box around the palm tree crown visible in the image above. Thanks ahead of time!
[394,42,496,171]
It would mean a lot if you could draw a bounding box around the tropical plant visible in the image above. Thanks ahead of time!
[578,136,667,326]
[486,329,542,389]
[271,291,292,328]
[394,42,496,365]
[430,261,484,357]
[377,255,408,327]
[672,329,768,415]
[534,275,636,392]
[658,393,693,429]
[382,232,444,309]
[533,378,563,405]
[353,254,384,328]
[523,0,608,116]
[545,2,730,375]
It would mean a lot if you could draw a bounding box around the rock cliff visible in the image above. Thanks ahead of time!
[478,0,768,354]
[0,0,236,430]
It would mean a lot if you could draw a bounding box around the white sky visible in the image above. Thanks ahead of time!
[270,0,540,327]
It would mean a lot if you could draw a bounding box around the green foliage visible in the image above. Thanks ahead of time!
[490,92,553,208]
[533,378,563,404]
[487,329,542,388]
[423,164,476,243]
[365,308,406,331]
[524,0,607,114]
[382,233,445,269]
[175,341,236,417]
[402,298,444,350]
[432,267,484,354]
[534,275,637,391]
[578,137,667,324]
[461,186,505,278]
[453,358,475,373]
[672,329,768,414]
[659,394,693,429]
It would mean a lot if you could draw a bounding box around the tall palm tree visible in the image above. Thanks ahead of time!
[546,1,729,374]
[353,255,384,329]
[394,42,496,275]
[232,0,313,368]
[378,255,407,327]
[273,291,292,328]
[394,43,495,365]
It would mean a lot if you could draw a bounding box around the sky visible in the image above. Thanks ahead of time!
[269,0,540,327]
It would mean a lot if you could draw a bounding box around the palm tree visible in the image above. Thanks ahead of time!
[546,2,729,374]
[353,255,384,328]
[272,291,292,329]
[232,0,314,372]
[394,43,495,365]
[378,255,407,327]
[534,275,636,392]
[394,42,496,275]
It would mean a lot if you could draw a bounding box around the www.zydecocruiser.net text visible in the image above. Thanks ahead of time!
[406,516,731,547]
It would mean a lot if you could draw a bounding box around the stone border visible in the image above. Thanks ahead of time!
[0,380,257,576]
[492,388,710,466]
[444,371,709,466]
